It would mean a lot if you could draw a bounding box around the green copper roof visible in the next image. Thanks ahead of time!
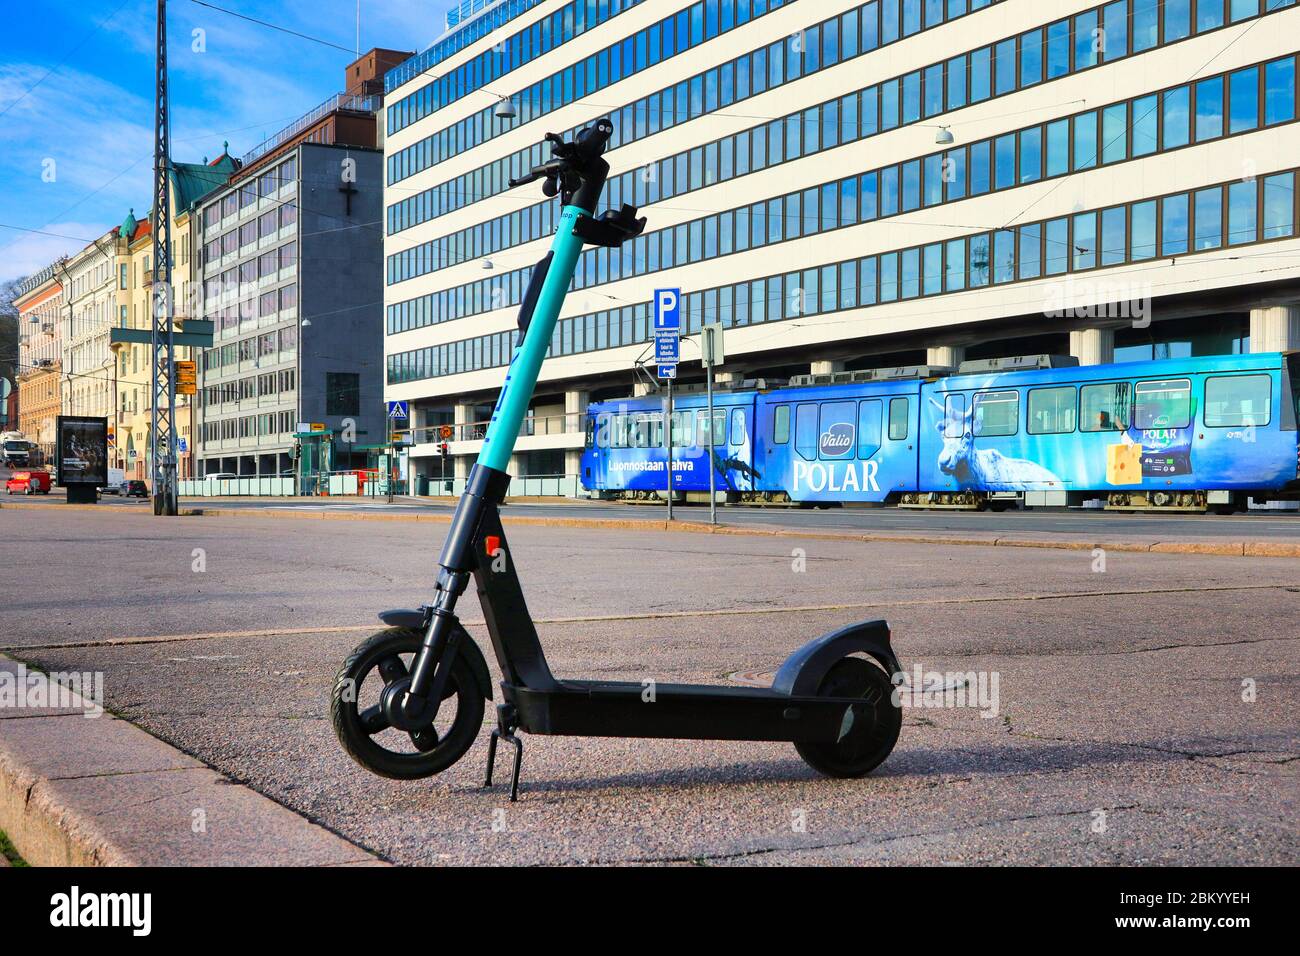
[117,208,137,239]
[170,145,239,212]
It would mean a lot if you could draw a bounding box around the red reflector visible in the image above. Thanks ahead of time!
[485,535,501,556]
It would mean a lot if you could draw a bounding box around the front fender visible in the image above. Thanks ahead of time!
[376,609,493,701]
[771,619,901,697]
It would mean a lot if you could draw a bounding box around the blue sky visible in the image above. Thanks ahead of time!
[0,0,458,283]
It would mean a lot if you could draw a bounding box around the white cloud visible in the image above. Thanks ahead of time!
[0,221,107,285]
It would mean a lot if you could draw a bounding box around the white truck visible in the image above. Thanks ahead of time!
[1,431,35,468]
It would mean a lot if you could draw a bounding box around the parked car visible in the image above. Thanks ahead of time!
[119,479,148,498]
[6,470,52,495]
[102,468,126,493]
[204,472,238,481]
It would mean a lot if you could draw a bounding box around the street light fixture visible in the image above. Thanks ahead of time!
[934,125,955,145]
[493,95,516,120]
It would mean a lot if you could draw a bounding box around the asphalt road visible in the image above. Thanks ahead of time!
[2,506,1295,865]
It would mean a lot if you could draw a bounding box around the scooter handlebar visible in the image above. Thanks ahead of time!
[507,119,614,192]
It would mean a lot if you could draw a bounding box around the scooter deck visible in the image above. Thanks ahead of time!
[506,678,876,742]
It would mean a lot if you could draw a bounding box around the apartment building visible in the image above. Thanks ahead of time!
[382,0,1300,494]
[56,228,118,424]
[194,49,409,478]
[13,264,63,466]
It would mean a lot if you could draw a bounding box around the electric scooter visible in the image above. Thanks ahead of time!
[331,119,903,800]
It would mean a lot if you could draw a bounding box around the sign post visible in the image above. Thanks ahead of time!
[654,289,681,521]
[386,401,409,503]
[701,322,725,526]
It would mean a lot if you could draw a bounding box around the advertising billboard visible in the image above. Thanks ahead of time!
[56,416,109,486]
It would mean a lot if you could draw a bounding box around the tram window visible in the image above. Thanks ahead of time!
[1081,383,1132,431]
[858,399,883,458]
[589,414,601,448]
[888,397,909,440]
[1204,375,1271,427]
[696,408,725,446]
[773,404,791,444]
[795,403,818,460]
[1028,386,1077,434]
[611,414,628,448]
[974,391,1018,436]
[730,408,748,444]
[671,411,693,447]
[944,394,967,438]
[1134,378,1191,429]
[819,401,856,459]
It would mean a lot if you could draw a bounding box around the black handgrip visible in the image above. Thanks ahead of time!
[509,158,564,190]
[508,168,544,189]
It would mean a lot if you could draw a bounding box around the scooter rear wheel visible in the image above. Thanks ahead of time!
[331,628,484,780]
[795,656,901,778]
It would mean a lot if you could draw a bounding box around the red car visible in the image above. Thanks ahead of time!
[6,470,52,495]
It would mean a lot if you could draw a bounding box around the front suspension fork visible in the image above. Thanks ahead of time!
[401,465,501,720]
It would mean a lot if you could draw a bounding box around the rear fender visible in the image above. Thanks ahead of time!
[771,619,901,697]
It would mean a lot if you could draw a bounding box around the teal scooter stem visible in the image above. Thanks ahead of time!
[477,204,586,473]
[395,118,645,721]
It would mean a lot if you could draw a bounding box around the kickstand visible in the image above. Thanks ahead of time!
[483,703,524,802]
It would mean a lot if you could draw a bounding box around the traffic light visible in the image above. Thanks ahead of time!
[439,442,449,457]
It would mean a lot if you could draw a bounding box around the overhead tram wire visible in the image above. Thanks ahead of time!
[186,0,357,54]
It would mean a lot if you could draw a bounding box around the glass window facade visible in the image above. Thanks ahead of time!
[386,52,1299,337]
[387,165,1300,384]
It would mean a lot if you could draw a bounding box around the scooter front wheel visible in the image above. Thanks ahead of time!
[795,656,901,778]
[331,627,484,780]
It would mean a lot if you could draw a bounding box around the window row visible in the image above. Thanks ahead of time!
[386,167,1299,385]
[202,326,298,372]
[387,0,1004,207]
[387,0,642,127]
[386,0,1293,236]
[937,373,1272,438]
[387,0,808,184]
[384,49,1300,303]
[204,159,296,230]
[386,0,545,93]
[593,406,751,450]
[201,369,297,407]
[385,54,1297,331]
[200,410,296,443]
[781,398,911,462]
[205,283,298,332]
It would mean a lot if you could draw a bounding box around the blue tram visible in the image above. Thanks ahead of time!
[580,352,1300,510]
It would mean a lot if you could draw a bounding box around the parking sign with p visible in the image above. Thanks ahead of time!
[654,288,680,331]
